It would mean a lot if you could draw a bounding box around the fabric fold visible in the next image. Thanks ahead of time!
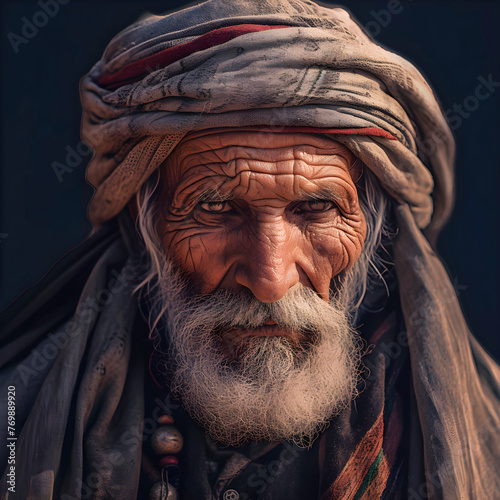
[393,203,500,498]
[0,234,145,499]
[79,0,454,238]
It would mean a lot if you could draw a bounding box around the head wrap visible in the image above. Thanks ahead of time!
[80,0,454,242]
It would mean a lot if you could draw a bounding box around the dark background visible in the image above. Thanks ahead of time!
[1,1,499,359]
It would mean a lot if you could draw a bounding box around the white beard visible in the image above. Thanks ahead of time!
[149,260,363,447]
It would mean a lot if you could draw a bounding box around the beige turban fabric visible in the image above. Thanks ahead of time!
[69,0,497,497]
[80,0,454,242]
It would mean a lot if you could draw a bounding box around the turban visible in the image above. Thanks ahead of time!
[80,0,454,242]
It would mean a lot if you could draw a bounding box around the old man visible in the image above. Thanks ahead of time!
[1,0,499,499]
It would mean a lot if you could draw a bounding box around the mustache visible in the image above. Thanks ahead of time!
[172,282,343,335]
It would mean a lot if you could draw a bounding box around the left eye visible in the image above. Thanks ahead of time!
[198,201,232,213]
[296,200,336,213]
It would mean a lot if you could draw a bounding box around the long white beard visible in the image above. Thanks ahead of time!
[151,261,363,447]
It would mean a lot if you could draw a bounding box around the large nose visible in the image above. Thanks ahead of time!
[233,220,300,303]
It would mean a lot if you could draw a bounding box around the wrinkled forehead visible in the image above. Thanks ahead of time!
[162,129,358,180]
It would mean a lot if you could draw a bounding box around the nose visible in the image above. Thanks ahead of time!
[233,221,300,303]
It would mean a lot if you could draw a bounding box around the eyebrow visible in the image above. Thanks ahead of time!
[194,187,235,203]
[191,185,343,204]
[302,187,342,202]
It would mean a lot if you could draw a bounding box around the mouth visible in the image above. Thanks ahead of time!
[219,319,308,351]
[230,324,290,338]
[263,318,277,325]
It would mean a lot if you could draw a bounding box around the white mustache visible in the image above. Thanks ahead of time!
[169,282,343,337]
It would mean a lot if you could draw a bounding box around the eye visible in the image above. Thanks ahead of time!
[198,201,232,213]
[296,200,337,213]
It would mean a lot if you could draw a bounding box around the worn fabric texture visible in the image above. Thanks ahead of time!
[80,0,453,240]
[1,0,500,498]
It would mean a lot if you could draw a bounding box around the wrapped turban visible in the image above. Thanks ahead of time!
[80,0,454,242]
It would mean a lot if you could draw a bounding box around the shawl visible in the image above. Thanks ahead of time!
[1,0,500,498]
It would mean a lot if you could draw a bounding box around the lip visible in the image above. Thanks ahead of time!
[222,324,304,345]
[227,325,289,338]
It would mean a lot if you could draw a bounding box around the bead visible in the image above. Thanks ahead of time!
[158,415,174,425]
[223,489,240,500]
[159,456,179,467]
[149,481,178,500]
[151,426,183,455]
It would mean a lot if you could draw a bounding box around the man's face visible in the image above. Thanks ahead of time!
[158,130,367,302]
[144,130,368,445]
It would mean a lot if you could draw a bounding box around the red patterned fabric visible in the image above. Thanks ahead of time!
[98,24,292,90]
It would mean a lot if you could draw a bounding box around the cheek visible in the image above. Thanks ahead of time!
[305,213,367,289]
[160,220,233,291]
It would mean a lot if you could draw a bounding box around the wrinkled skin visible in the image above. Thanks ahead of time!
[154,131,367,323]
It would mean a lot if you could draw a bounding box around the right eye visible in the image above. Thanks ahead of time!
[198,201,232,213]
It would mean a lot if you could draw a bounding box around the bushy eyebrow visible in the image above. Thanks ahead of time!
[303,187,342,202]
[188,185,343,207]
[194,187,235,204]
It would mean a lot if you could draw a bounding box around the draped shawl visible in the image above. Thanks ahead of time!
[1,0,500,498]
